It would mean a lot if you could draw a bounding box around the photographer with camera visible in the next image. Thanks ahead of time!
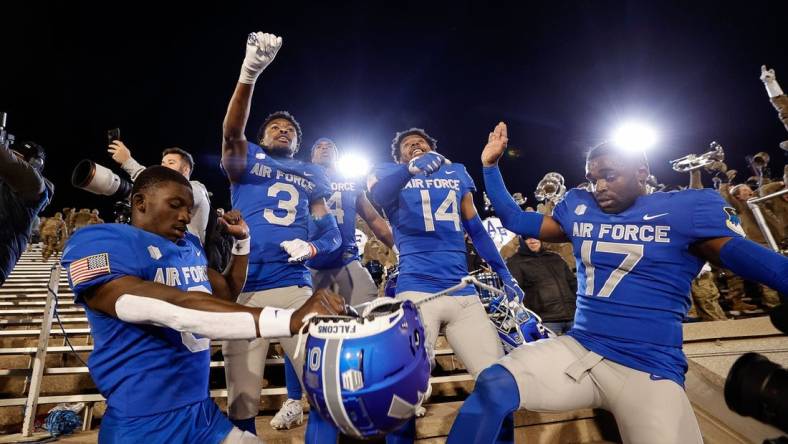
[0,126,54,285]
[107,140,210,244]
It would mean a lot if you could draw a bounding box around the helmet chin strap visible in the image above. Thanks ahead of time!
[292,312,319,360]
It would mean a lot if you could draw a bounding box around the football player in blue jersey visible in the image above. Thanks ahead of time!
[270,138,397,431]
[308,137,394,304]
[61,166,346,444]
[448,122,788,444]
[220,32,342,434]
[367,128,526,438]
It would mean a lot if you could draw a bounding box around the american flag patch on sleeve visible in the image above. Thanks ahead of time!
[69,253,111,286]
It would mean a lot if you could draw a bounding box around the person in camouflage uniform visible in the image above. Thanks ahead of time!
[88,209,104,225]
[690,264,727,321]
[71,208,93,232]
[39,212,67,261]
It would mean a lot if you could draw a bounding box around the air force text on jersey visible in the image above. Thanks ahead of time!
[249,161,318,193]
[572,222,671,243]
[403,177,462,191]
[152,265,210,288]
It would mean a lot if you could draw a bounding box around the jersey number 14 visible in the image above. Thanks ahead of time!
[419,190,460,232]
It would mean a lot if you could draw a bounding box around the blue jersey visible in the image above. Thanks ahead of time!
[551,188,745,386]
[61,224,213,417]
[374,162,476,295]
[307,168,365,269]
[228,142,331,291]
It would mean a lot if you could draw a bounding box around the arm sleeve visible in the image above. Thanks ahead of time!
[483,165,544,238]
[310,213,341,255]
[368,163,412,208]
[720,237,788,296]
[463,213,512,280]
[61,226,142,302]
[121,156,146,181]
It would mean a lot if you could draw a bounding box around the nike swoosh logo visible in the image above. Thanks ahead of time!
[304,172,313,177]
[643,213,668,221]
[445,171,456,175]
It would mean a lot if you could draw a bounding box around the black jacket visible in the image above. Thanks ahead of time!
[506,239,577,322]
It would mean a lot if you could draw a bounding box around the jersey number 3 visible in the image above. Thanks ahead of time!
[264,183,299,226]
[580,241,644,297]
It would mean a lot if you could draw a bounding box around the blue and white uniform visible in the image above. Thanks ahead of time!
[370,161,504,378]
[472,186,743,444]
[307,169,378,305]
[222,142,337,424]
[62,224,232,444]
[228,142,332,291]
[553,188,743,386]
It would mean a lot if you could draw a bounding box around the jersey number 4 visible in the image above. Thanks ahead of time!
[326,191,344,224]
[580,241,644,297]
[419,190,460,232]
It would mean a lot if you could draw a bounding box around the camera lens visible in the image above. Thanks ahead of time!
[725,352,788,433]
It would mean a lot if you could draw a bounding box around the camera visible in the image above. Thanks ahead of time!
[724,302,788,434]
[71,159,133,200]
[0,112,15,149]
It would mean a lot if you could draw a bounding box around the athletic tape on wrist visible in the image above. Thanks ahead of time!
[233,237,251,255]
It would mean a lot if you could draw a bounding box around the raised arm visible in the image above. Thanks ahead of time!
[206,210,249,300]
[107,140,145,181]
[222,32,282,182]
[481,122,568,243]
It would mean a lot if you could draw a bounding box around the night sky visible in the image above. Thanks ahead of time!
[3,1,788,219]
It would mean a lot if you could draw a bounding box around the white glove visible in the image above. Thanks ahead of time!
[280,239,316,263]
[761,65,784,98]
[239,32,282,84]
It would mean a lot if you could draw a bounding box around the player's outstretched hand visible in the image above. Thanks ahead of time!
[280,239,316,263]
[107,140,131,165]
[482,122,508,167]
[239,32,282,84]
[290,288,346,333]
[408,151,446,176]
[761,65,776,84]
[218,210,249,240]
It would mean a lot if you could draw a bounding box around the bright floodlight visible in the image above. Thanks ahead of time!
[611,122,657,151]
[336,153,371,178]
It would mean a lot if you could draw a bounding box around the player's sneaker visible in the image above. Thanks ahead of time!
[270,398,303,430]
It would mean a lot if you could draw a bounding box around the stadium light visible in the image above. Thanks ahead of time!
[336,152,371,178]
[611,122,657,151]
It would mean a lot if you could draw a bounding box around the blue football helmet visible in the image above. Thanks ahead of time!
[302,299,430,439]
[487,293,549,352]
